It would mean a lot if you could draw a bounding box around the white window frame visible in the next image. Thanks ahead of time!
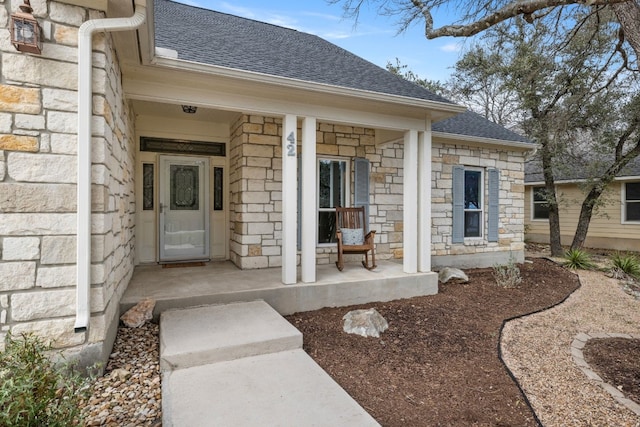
[463,167,484,239]
[531,185,550,221]
[317,156,350,246]
[622,181,640,224]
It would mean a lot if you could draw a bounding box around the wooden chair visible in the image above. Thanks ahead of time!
[335,206,376,271]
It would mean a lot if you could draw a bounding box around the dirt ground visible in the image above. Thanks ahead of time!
[286,258,581,427]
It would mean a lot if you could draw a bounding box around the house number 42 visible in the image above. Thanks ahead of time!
[286,132,296,157]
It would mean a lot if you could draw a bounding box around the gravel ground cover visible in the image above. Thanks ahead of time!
[80,323,161,426]
[501,268,640,427]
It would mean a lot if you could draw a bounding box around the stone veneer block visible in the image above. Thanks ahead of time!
[2,54,78,90]
[11,318,85,348]
[0,150,5,181]
[36,265,76,288]
[0,183,77,212]
[0,213,76,235]
[0,135,38,152]
[11,289,75,321]
[0,262,36,291]
[8,153,76,183]
[0,85,41,114]
[41,235,76,264]
[2,237,40,260]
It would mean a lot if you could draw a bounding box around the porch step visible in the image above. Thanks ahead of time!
[159,300,303,371]
[162,349,380,426]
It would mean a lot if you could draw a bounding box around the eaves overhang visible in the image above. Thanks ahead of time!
[432,131,538,151]
[148,54,465,122]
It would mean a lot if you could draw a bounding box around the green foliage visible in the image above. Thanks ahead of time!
[609,252,640,279]
[493,255,522,288]
[0,333,91,427]
[563,248,595,270]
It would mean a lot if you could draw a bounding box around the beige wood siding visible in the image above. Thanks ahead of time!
[525,182,640,250]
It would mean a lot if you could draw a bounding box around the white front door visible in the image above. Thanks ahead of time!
[159,155,210,262]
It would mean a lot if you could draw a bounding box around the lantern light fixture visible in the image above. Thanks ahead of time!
[181,105,197,114]
[10,0,42,55]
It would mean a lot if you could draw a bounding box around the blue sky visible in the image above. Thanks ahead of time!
[172,0,465,82]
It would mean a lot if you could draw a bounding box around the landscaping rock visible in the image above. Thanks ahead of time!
[438,267,469,284]
[343,308,388,338]
[120,299,156,328]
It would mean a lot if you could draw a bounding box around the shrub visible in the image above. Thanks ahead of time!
[493,255,522,288]
[563,248,595,270]
[0,333,91,427]
[609,252,640,279]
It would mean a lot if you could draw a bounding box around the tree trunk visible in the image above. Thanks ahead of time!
[540,140,563,256]
[611,1,640,62]
[570,187,601,250]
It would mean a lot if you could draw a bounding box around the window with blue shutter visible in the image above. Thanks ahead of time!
[452,166,500,242]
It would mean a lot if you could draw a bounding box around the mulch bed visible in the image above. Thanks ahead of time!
[583,338,640,405]
[286,258,580,426]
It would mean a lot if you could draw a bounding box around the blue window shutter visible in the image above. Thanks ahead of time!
[354,157,370,230]
[297,155,302,251]
[488,168,500,242]
[452,166,465,243]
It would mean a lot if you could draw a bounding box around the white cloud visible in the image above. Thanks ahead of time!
[440,42,462,53]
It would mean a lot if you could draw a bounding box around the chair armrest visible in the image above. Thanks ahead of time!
[336,229,343,243]
[364,230,376,242]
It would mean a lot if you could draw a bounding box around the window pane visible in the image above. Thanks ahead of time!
[143,163,154,210]
[627,201,640,221]
[626,182,640,201]
[533,187,547,202]
[464,170,481,209]
[318,160,346,209]
[464,211,481,237]
[318,211,337,244]
[534,203,550,219]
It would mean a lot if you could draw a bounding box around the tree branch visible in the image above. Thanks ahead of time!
[424,0,630,39]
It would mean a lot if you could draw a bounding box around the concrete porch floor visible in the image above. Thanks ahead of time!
[121,260,438,317]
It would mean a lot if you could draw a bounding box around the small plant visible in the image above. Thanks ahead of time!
[0,333,91,427]
[563,248,595,270]
[493,255,522,288]
[609,252,640,280]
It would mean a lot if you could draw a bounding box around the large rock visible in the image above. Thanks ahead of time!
[120,298,156,328]
[343,308,388,338]
[438,267,469,284]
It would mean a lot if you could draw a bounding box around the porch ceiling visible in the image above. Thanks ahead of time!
[132,100,239,126]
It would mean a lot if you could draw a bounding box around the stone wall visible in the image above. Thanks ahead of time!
[431,141,526,266]
[228,115,400,269]
[228,116,526,270]
[0,1,135,366]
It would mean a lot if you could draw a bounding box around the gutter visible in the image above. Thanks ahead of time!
[432,131,538,151]
[75,5,146,333]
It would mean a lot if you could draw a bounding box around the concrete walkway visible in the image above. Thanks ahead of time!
[160,301,380,426]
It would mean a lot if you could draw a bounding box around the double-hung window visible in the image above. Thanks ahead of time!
[464,169,483,238]
[532,186,550,220]
[452,165,500,243]
[624,182,640,222]
[317,158,348,244]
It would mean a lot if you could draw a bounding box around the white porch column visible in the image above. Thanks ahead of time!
[282,114,298,284]
[403,130,418,274]
[301,117,317,283]
[418,122,432,272]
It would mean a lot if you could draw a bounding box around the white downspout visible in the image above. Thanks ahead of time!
[75,6,146,332]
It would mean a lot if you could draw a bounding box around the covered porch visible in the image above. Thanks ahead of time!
[120,260,438,317]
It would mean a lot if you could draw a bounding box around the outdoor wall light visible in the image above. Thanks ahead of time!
[181,105,197,114]
[10,0,42,54]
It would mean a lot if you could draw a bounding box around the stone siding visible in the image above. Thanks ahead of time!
[228,115,405,269]
[228,119,525,269]
[0,2,135,363]
[431,142,525,257]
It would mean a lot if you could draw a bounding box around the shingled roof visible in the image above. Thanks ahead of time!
[431,110,530,144]
[525,156,640,183]
[154,0,452,103]
[153,0,533,146]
